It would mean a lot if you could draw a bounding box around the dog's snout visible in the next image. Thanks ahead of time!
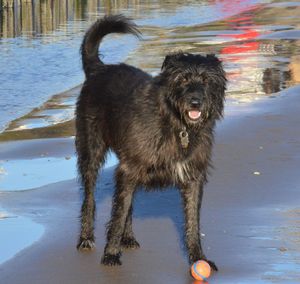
[190,98,201,108]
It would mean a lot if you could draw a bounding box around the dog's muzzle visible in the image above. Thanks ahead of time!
[188,98,201,120]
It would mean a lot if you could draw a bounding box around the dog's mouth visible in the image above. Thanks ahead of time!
[188,110,201,121]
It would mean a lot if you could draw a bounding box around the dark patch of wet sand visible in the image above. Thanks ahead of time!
[1,86,300,283]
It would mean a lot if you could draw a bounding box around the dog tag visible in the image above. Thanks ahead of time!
[179,130,189,148]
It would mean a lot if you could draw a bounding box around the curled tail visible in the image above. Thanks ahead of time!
[81,14,141,77]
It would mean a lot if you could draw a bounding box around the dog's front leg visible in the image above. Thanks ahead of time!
[180,179,218,271]
[101,167,136,265]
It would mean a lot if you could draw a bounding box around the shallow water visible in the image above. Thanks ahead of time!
[0,150,118,191]
[0,209,44,265]
[1,0,300,134]
[0,156,76,191]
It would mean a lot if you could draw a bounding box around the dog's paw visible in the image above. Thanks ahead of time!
[205,259,218,271]
[189,252,218,271]
[101,253,122,266]
[77,239,95,251]
[201,258,219,271]
[121,237,140,250]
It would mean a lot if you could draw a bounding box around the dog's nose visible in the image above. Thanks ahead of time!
[190,98,201,108]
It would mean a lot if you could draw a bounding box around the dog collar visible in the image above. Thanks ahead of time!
[179,127,189,148]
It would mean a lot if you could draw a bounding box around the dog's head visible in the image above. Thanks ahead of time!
[161,52,226,126]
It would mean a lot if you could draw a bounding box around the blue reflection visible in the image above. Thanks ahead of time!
[0,152,118,191]
[0,210,44,265]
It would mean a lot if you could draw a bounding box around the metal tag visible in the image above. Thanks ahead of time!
[179,130,189,148]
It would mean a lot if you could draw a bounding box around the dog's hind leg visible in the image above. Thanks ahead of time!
[101,165,137,265]
[121,204,140,249]
[180,179,218,271]
[76,118,107,251]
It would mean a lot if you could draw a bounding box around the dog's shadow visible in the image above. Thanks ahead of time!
[94,165,186,256]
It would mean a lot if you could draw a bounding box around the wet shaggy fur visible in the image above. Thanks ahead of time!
[76,15,226,269]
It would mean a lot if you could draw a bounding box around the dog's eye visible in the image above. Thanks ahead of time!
[182,78,188,83]
[201,73,208,84]
[182,75,191,83]
[175,75,188,84]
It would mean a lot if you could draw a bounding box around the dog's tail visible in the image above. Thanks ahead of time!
[81,14,141,77]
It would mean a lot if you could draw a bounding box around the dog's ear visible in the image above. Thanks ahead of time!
[161,55,172,71]
[161,53,183,71]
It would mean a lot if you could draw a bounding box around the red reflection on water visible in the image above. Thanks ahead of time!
[221,41,259,55]
[192,280,208,284]
[219,3,262,54]
[213,1,268,84]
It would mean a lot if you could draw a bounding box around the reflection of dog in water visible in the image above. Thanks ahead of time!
[75,15,226,270]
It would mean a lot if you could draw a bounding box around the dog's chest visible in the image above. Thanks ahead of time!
[174,161,192,183]
[152,136,196,183]
[140,158,195,186]
[126,126,203,186]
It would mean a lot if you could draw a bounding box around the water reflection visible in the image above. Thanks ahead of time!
[1,0,101,38]
[0,0,300,137]
[216,0,300,100]
[0,0,271,39]
[0,149,117,191]
[0,0,215,38]
[0,211,44,265]
[0,156,76,191]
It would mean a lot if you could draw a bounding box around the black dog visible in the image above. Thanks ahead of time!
[76,15,226,270]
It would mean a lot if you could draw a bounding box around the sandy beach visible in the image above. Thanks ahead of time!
[0,84,300,283]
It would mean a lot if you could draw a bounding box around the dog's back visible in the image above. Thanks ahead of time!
[77,15,153,148]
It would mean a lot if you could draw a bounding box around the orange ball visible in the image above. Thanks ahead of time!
[191,260,211,281]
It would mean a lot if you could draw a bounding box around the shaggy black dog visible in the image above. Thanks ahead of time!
[76,15,226,270]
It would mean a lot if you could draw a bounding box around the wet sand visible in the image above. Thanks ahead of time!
[1,86,300,283]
